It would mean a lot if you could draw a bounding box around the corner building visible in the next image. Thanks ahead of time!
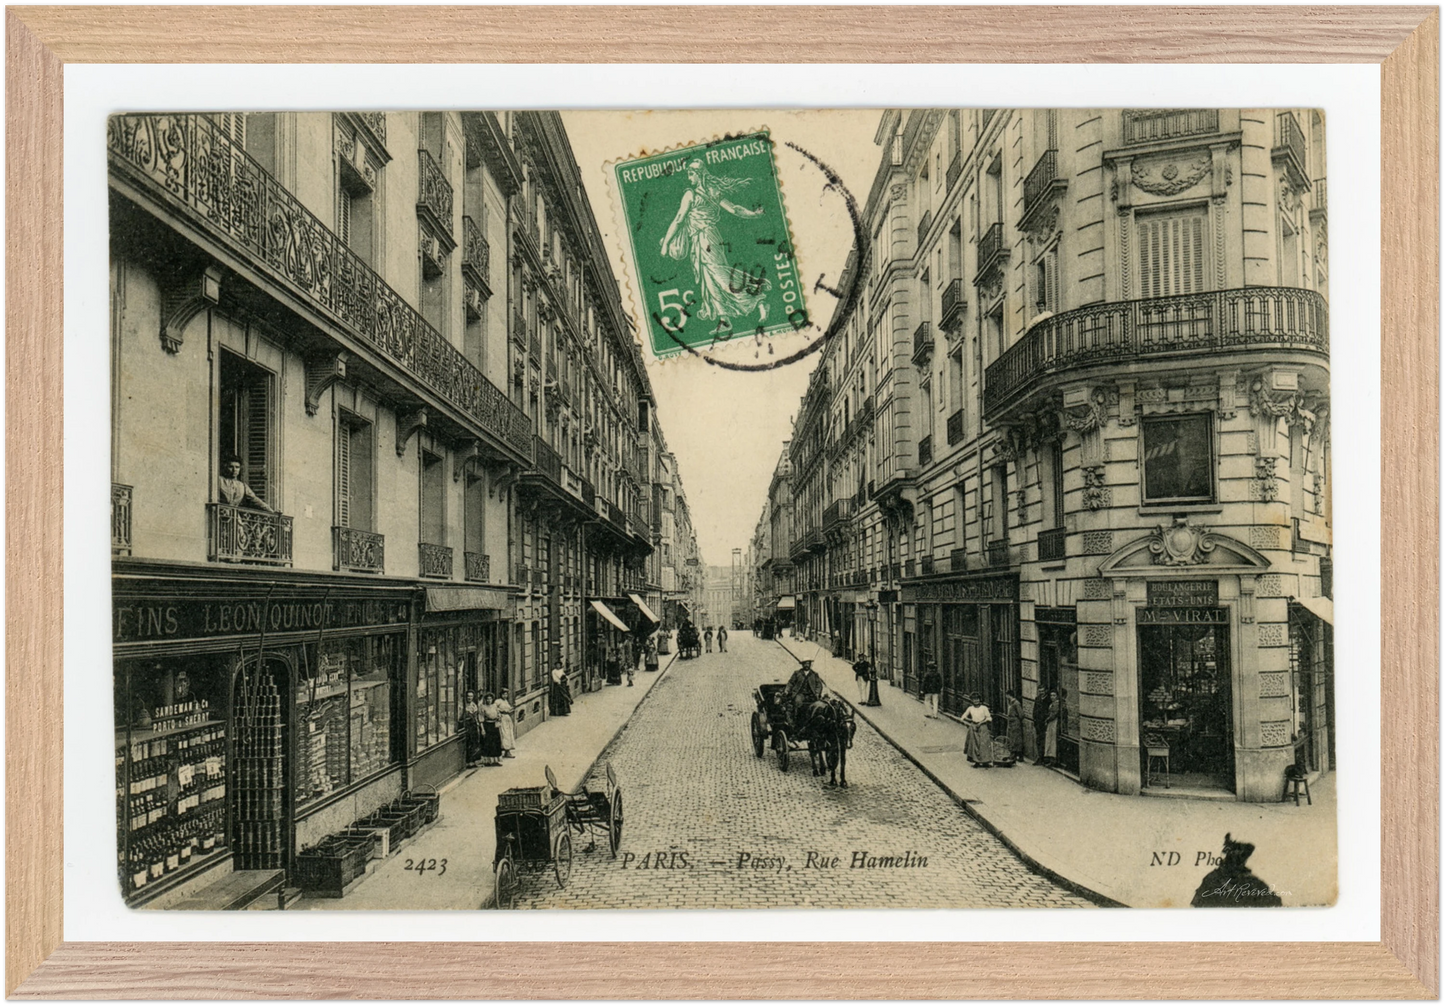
[799,109,1331,802]
[108,111,690,905]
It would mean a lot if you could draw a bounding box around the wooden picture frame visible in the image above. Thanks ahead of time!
[7,5,1437,998]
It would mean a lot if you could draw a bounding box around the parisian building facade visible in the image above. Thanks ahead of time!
[108,110,700,903]
[758,108,1331,802]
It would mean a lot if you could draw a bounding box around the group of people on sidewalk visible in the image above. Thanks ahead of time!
[459,689,517,768]
[917,659,1063,770]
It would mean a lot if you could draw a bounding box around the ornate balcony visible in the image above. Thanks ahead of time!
[1021,149,1066,231]
[917,434,933,468]
[351,112,387,150]
[806,528,826,553]
[531,434,563,485]
[416,148,454,243]
[946,409,964,446]
[946,153,963,192]
[1037,527,1067,563]
[921,555,935,576]
[107,115,530,462]
[823,498,853,529]
[983,286,1329,419]
[949,547,968,573]
[917,208,933,250]
[987,539,1010,569]
[334,526,385,573]
[975,221,1008,287]
[208,504,293,566]
[1121,108,1219,145]
[418,542,454,579]
[465,551,491,583]
[940,278,965,332]
[1311,178,1328,222]
[462,215,491,298]
[112,483,133,556]
[912,321,933,366]
[1272,111,1312,191]
[607,501,626,528]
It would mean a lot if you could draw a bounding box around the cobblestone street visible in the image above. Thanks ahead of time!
[510,633,1092,909]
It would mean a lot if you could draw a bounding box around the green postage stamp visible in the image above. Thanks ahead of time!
[613,131,807,357]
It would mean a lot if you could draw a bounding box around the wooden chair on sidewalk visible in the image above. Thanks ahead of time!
[1144,732,1170,789]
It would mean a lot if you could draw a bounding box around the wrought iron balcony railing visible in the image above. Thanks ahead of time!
[208,503,293,566]
[940,278,965,332]
[1121,108,1220,145]
[823,498,853,529]
[107,115,530,460]
[416,148,454,239]
[112,483,133,556]
[976,221,1008,285]
[531,434,563,485]
[1022,149,1066,229]
[921,555,935,576]
[946,409,964,446]
[334,526,385,573]
[462,215,490,294]
[1272,111,1311,190]
[917,208,933,250]
[917,434,933,469]
[946,153,963,192]
[912,320,933,365]
[950,547,968,573]
[1311,178,1328,217]
[465,551,491,583]
[418,542,454,579]
[987,539,1010,568]
[1037,527,1067,563]
[984,286,1329,418]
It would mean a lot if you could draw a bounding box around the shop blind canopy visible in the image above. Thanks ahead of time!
[628,593,661,624]
[777,596,797,610]
[1292,594,1334,626]
[590,599,631,632]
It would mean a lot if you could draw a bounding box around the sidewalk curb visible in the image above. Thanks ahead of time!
[482,651,679,909]
[834,687,1127,909]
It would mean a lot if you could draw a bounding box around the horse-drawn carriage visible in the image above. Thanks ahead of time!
[492,763,623,909]
[677,623,701,660]
[749,671,856,786]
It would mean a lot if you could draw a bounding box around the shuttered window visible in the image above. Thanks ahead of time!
[337,415,373,530]
[420,451,445,545]
[218,350,273,505]
[1136,207,1208,299]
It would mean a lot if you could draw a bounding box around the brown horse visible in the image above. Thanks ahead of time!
[798,696,855,788]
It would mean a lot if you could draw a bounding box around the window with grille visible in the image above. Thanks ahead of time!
[1034,244,1060,315]
[1136,207,1208,299]
[1042,441,1065,529]
[336,413,374,530]
[217,350,274,505]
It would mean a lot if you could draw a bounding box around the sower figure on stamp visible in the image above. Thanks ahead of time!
[660,159,770,335]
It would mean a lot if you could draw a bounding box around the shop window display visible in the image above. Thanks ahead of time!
[294,634,401,808]
[417,625,476,751]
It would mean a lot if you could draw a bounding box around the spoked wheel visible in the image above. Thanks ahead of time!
[750,713,765,758]
[493,855,518,910]
[553,832,573,889]
[776,728,790,773]
[608,791,624,858]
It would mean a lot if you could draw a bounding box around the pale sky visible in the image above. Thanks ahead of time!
[562,110,884,566]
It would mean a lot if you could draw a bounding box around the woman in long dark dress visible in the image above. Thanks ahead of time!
[459,691,483,767]
[549,666,573,716]
[479,693,504,767]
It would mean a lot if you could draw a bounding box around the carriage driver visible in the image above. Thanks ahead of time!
[783,659,824,721]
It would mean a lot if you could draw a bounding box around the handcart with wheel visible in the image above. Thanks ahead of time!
[547,762,623,856]
[491,785,573,910]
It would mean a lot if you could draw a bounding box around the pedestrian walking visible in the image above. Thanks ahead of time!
[703,626,714,652]
[854,654,872,701]
[921,661,942,719]
[1044,689,1063,766]
[479,693,505,767]
[1033,689,1052,764]
[605,642,622,685]
[717,625,728,652]
[645,634,660,673]
[1005,690,1026,763]
[962,693,993,767]
[626,638,637,687]
[865,659,882,707]
[496,688,517,758]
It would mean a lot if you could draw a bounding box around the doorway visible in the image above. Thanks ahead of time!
[230,655,290,871]
[1137,620,1234,791]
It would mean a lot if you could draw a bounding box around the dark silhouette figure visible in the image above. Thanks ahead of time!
[1191,834,1283,908]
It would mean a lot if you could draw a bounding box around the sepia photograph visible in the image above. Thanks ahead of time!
[107,105,1334,914]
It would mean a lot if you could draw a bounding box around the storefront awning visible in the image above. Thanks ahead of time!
[628,593,661,624]
[590,599,631,632]
[424,586,512,613]
[1291,595,1334,626]
[777,596,796,610]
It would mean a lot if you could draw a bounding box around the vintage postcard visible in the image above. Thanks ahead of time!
[107,107,1333,912]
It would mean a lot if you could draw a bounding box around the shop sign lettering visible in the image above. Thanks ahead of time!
[114,596,410,643]
[1146,580,1218,607]
[1136,606,1228,625]
[901,576,1017,604]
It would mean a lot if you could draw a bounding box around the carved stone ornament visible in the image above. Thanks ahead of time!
[1081,465,1109,511]
[512,357,526,385]
[889,182,907,202]
[159,264,223,355]
[977,270,1004,305]
[1248,379,1299,420]
[1061,391,1108,434]
[1148,518,1218,566]
[528,373,541,397]
[1132,153,1211,197]
[1278,176,1303,215]
[1022,205,1060,244]
[1254,456,1279,502]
